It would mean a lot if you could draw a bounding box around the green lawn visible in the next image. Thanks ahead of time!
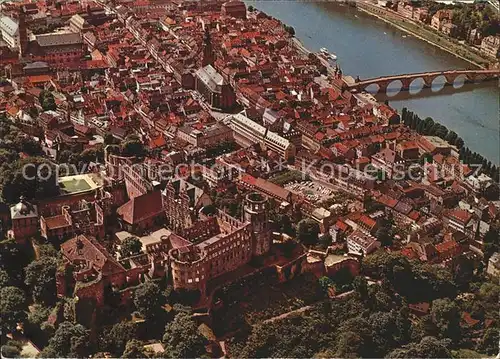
[59,178,92,194]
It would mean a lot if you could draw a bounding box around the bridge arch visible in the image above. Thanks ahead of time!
[365,83,381,95]
[409,77,425,94]
[431,75,447,92]
[386,79,403,97]
[453,74,468,89]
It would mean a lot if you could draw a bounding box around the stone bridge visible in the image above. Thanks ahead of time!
[346,69,500,95]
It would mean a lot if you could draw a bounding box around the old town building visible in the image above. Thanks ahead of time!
[229,113,296,161]
[480,35,500,58]
[40,201,105,241]
[221,0,247,19]
[195,65,236,111]
[9,198,39,242]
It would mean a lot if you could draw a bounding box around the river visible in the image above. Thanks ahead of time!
[247,1,500,164]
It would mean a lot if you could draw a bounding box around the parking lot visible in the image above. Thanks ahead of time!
[284,181,337,203]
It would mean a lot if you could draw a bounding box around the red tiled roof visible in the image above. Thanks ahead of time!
[149,135,167,149]
[359,215,376,230]
[335,219,349,232]
[117,191,164,225]
[28,75,52,83]
[44,214,71,230]
[461,312,480,327]
[61,235,124,273]
[446,209,473,224]
[376,194,398,208]
[401,246,419,260]
[435,240,458,254]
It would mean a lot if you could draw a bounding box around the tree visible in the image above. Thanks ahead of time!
[39,90,57,111]
[318,233,332,249]
[0,268,10,287]
[133,281,164,320]
[297,219,320,245]
[104,132,115,145]
[335,317,373,357]
[476,327,499,355]
[24,303,53,344]
[284,25,295,36]
[248,5,254,11]
[445,130,458,144]
[44,321,90,357]
[353,276,369,301]
[0,286,27,336]
[430,298,461,342]
[122,339,146,358]
[163,311,207,358]
[368,311,399,357]
[0,157,59,204]
[452,255,474,289]
[376,225,393,247]
[119,237,143,258]
[121,134,145,157]
[25,257,58,305]
[0,239,27,286]
[482,227,499,260]
[318,276,335,296]
[387,336,451,358]
[101,321,138,356]
[13,135,42,156]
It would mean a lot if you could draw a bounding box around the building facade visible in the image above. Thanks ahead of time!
[229,113,296,161]
[0,16,19,49]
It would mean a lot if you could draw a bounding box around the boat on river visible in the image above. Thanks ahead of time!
[319,47,338,61]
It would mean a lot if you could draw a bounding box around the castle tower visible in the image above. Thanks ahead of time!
[244,192,271,256]
[202,27,214,67]
[18,8,28,57]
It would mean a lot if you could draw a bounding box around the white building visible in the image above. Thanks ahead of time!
[487,252,500,277]
[346,230,380,255]
[229,113,296,161]
[0,16,19,49]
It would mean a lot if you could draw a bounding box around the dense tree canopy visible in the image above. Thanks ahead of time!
[40,321,90,358]
[122,339,146,358]
[99,321,138,356]
[297,218,320,245]
[133,281,164,320]
[119,237,143,258]
[24,256,59,305]
[430,298,461,342]
[163,311,207,358]
[0,157,59,204]
[121,134,146,157]
[0,286,27,336]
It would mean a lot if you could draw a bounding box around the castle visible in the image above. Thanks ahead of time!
[169,192,271,294]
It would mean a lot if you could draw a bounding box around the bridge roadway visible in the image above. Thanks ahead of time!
[345,69,500,93]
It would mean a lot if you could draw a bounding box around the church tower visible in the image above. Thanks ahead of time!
[202,27,214,67]
[18,8,28,57]
[244,192,271,257]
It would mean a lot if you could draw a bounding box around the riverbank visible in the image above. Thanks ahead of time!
[356,1,490,69]
[248,0,500,162]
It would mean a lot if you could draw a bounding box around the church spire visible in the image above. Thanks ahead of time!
[202,27,214,67]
